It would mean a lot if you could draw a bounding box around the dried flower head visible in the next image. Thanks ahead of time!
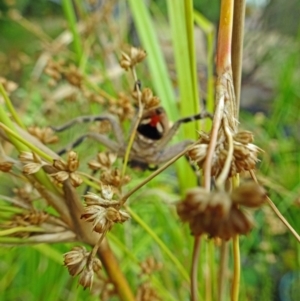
[132,87,161,110]
[100,168,131,189]
[0,161,14,172]
[51,151,82,187]
[12,211,49,227]
[28,126,59,144]
[136,282,162,301]
[64,64,83,88]
[83,89,105,105]
[64,246,90,277]
[78,268,94,290]
[64,246,102,290]
[88,152,117,171]
[188,130,262,177]
[109,92,135,121]
[19,151,49,175]
[140,257,163,276]
[120,46,147,70]
[81,186,130,233]
[0,77,18,95]
[177,182,265,240]
[44,59,65,83]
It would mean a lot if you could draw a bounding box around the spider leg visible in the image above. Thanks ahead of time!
[157,111,212,149]
[155,140,193,165]
[51,114,125,145]
[56,132,120,156]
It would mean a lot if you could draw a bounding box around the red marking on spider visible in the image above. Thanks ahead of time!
[150,115,161,127]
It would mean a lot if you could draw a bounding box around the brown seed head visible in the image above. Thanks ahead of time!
[78,268,94,290]
[132,87,161,109]
[188,130,262,177]
[0,77,18,95]
[177,187,257,240]
[231,182,266,208]
[88,152,117,171]
[19,152,48,175]
[120,47,147,71]
[64,246,89,277]
[28,126,59,144]
[0,161,14,172]
[64,64,83,88]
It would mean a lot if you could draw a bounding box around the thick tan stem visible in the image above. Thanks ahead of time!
[232,0,246,118]
[63,181,135,301]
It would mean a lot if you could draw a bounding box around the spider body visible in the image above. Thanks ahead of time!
[52,106,211,169]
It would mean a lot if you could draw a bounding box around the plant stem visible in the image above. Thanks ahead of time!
[231,235,240,301]
[250,170,300,243]
[97,239,135,301]
[191,236,201,301]
[216,0,234,74]
[218,240,229,301]
[0,84,25,129]
[127,207,190,282]
[62,0,83,64]
[121,141,199,204]
[232,0,246,118]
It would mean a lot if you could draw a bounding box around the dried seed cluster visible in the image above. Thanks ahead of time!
[0,77,18,95]
[64,246,102,290]
[19,152,48,175]
[177,182,266,240]
[136,282,162,301]
[108,92,135,121]
[28,126,59,144]
[132,87,160,110]
[189,131,261,177]
[0,161,14,172]
[51,151,83,187]
[120,46,147,71]
[140,257,162,276]
[81,185,130,233]
[88,152,130,192]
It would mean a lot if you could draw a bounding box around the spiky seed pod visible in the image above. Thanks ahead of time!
[78,268,94,290]
[136,282,162,301]
[51,151,82,187]
[120,47,147,71]
[188,130,262,177]
[132,87,161,109]
[177,184,265,240]
[140,257,162,276]
[19,152,48,175]
[231,182,266,208]
[64,64,83,88]
[233,131,254,144]
[100,168,131,188]
[88,152,117,171]
[0,77,18,94]
[0,161,14,172]
[27,126,58,144]
[108,92,135,121]
[67,151,79,172]
[63,246,89,277]
[82,186,130,233]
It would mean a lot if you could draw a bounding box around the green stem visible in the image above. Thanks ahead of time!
[61,0,83,64]
[0,84,25,129]
[231,235,240,301]
[127,207,190,282]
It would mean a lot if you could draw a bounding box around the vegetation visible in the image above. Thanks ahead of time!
[0,1,299,300]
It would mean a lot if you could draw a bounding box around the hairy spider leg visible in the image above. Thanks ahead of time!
[51,114,125,155]
[156,111,212,149]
